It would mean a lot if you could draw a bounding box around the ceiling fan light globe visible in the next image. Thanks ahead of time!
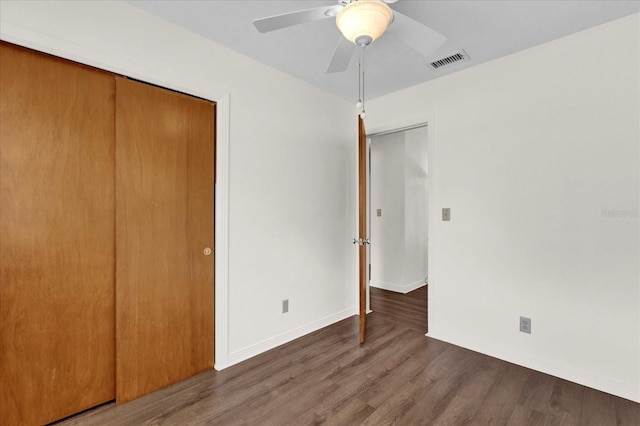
[336,0,393,45]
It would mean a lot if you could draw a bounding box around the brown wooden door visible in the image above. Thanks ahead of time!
[0,43,116,425]
[358,116,368,343]
[115,77,215,403]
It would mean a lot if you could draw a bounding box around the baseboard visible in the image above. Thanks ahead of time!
[370,280,426,294]
[426,329,640,403]
[222,308,357,369]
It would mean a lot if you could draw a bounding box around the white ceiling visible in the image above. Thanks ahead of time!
[127,0,639,102]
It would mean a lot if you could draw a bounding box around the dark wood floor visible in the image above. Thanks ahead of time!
[370,285,427,333]
[53,310,639,425]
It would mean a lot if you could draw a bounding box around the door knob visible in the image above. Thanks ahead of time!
[203,247,212,256]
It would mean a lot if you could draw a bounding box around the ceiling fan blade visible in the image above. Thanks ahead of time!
[253,5,342,33]
[387,11,447,58]
[326,36,355,73]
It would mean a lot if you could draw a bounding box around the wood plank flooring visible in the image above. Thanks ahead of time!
[53,311,639,425]
[370,285,427,333]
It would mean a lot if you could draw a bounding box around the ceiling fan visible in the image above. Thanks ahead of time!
[253,0,447,73]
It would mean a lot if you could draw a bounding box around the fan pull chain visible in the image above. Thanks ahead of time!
[356,46,367,119]
[361,46,366,119]
[356,55,362,111]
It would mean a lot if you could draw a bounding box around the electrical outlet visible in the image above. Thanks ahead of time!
[520,316,531,334]
[282,299,289,314]
[442,208,451,221]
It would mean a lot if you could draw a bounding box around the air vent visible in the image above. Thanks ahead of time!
[429,50,469,70]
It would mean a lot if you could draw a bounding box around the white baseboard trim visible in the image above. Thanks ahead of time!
[370,280,426,294]
[220,308,357,369]
[426,329,640,403]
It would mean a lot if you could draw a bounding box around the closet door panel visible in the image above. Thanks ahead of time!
[0,43,115,426]
[115,77,214,403]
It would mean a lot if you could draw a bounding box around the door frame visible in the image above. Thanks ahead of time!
[362,115,437,337]
[0,31,233,368]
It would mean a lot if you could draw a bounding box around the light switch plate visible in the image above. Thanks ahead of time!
[442,208,451,221]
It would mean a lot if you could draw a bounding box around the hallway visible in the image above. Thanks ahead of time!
[370,285,427,333]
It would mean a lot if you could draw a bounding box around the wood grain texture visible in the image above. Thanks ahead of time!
[370,285,427,333]
[115,77,214,404]
[53,313,640,425]
[358,116,367,344]
[0,42,116,425]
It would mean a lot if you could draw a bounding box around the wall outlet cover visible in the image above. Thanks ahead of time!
[520,316,531,334]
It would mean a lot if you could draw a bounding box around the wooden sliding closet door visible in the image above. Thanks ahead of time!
[0,43,116,425]
[115,77,215,403]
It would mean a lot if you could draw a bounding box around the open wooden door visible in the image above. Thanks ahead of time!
[357,116,368,343]
[115,77,215,403]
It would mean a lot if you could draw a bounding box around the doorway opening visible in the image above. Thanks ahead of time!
[368,124,429,333]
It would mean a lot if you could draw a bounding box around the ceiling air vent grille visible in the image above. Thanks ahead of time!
[429,50,469,70]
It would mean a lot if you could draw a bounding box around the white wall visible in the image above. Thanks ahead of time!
[368,14,640,402]
[371,133,405,289]
[370,127,429,293]
[403,127,429,287]
[0,0,357,368]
